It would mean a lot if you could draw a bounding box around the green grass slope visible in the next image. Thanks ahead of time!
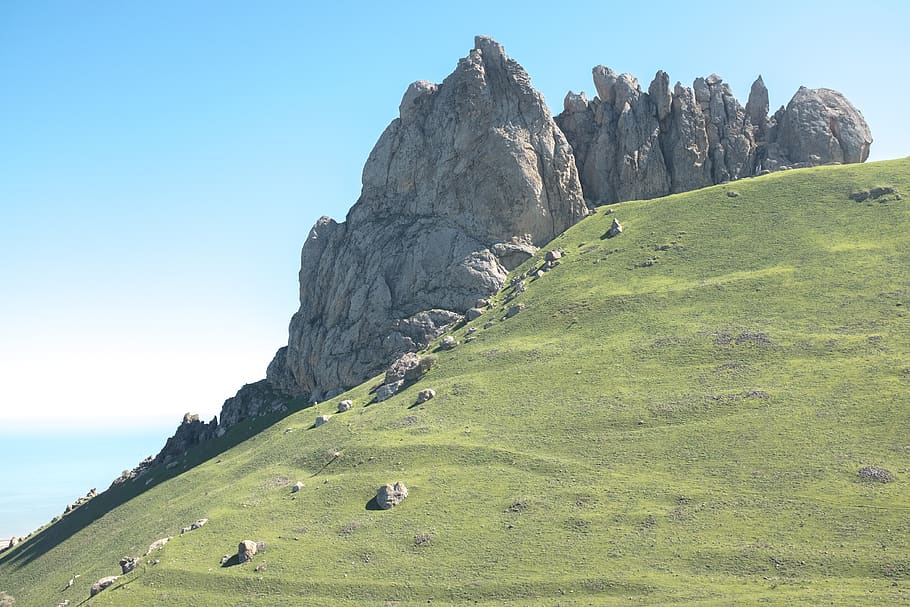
[2,159,909,606]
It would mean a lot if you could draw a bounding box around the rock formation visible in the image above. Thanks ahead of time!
[263,36,588,402]
[144,36,873,472]
[556,69,872,205]
[376,482,409,509]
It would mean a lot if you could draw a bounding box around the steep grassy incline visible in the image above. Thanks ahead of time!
[2,159,908,606]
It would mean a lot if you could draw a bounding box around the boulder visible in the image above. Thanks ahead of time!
[606,218,623,237]
[439,336,459,351]
[774,87,872,165]
[337,399,354,413]
[385,351,434,385]
[263,36,587,403]
[291,481,304,493]
[465,307,484,321]
[375,381,403,402]
[145,536,172,555]
[90,576,118,597]
[119,556,139,574]
[505,304,525,319]
[544,249,563,262]
[416,389,436,404]
[314,415,332,427]
[238,540,258,564]
[181,518,208,534]
[376,482,409,509]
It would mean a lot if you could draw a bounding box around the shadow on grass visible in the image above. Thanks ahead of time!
[0,397,311,570]
[365,497,384,511]
[220,554,240,568]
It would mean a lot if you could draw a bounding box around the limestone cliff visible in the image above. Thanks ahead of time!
[264,36,588,401]
[556,68,872,204]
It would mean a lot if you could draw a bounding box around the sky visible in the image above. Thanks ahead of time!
[1,1,908,536]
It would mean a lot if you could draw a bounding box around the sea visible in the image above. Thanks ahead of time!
[0,427,173,542]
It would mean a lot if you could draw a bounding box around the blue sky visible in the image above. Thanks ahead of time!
[0,2,907,534]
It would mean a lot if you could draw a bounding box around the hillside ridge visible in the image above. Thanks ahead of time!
[145,36,873,471]
[2,157,906,606]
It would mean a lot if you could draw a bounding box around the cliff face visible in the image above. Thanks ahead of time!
[263,36,588,401]
[556,68,872,205]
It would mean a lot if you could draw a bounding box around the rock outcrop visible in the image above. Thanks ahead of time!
[556,69,872,205]
[264,36,588,401]
[152,413,218,467]
[376,482,409,509]
[145,36,873,474]
[238,540,258,564]
[90,576,118,596]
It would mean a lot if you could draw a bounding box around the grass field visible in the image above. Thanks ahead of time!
[2,158,908,606]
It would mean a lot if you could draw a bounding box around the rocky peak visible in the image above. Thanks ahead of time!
[261,36,587,400]
[556,66,872,205]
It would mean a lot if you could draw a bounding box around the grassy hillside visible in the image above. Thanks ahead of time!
[2,159,908,606]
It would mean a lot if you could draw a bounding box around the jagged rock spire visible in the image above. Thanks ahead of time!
[556,68,872,205]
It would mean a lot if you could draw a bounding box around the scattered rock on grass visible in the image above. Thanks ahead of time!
[376,482,409,509]
[375,381,403,402]
[416,389,436,404]
[606,218,623,237]
[180,518,208,534]
[466,307,484,321]
[337,399,353,413]
[858,466,893,483]
[291,481,304,493]
[505,304,525,319]
[315,414,332,427]
[440,336,459,350]
[119,556,139,574]
[145,536,172,555]
[90,576,118,596]
[238,540,258,564]
[545,249,563,262]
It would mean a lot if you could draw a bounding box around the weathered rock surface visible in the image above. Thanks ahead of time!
[180,518,208,534]
[376,482,409,509]
[337,399,354,413]
[153,413,218,467]
[374,381,403,403]
[145,536,172,555]
[119,556,139,574]
[773,87,872,166]
[90,576,118,596]
[238,540,258,564]
[557,69,871,205]
[416,389,436,404]
[264,36,587,402]
[218,380,290,429]
[385,352,433,384]
[606,218,623,237]
[291,481,304,493]
[314,414,332,427]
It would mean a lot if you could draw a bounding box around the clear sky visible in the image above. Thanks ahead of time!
[1,0,907,535]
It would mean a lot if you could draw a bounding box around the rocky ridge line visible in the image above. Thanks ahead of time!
[556,67,872,205]
[146,36,872,470]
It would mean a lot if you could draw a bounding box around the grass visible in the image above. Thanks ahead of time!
[2,158,909,606]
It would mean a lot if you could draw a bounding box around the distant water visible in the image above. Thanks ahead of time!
[0,428,172,541]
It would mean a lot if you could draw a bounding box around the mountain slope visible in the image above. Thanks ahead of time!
[2,158,908,606]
